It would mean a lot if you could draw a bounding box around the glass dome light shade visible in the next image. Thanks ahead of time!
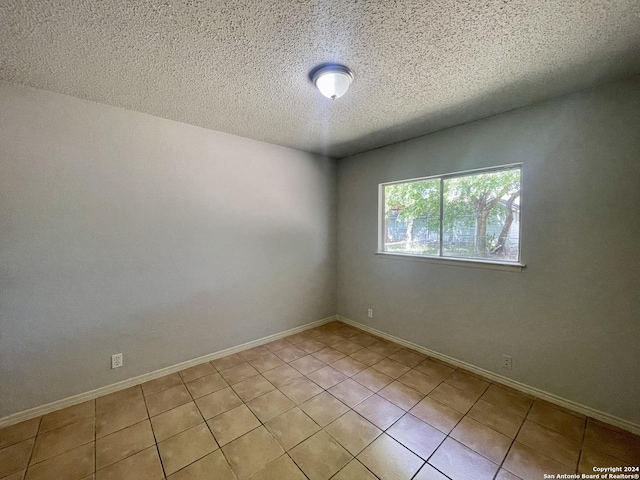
[313,66,354,100]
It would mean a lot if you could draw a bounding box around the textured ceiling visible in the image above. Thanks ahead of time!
[1,1,639,158]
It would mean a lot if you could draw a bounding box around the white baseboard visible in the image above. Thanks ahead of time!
[0,315,337,429]
[338,315,640,436]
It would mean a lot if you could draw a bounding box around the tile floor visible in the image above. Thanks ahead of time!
[1,321,639,480]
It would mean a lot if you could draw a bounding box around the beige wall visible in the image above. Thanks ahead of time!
[0,81,336,417]
[336,77,640,424]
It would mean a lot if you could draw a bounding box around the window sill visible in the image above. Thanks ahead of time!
[375,252,525,272]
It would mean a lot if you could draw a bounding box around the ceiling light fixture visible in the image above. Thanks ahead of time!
[311,64,354,100]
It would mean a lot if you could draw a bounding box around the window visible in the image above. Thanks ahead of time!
[380,165,522,264]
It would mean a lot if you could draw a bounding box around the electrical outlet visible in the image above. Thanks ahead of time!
[502,354,512,370]
[111,353,123,369]
[367,308,374,319]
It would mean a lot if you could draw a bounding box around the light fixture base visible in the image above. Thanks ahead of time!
[310,64,354,100]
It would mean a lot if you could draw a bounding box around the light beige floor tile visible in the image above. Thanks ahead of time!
[248,454,306,480]
[444,371,490,397]
[96,419,155,469]
[315,333,344,346]
[184,372,228,399]
[328,379,374,408]
[481,385,533,417]
[428,383,479,414]
[95,446,164,480]
[429,438,498,480]
[414,463,450,480]
[211,353,245,371]
[145,384,192,417]
[179,362,216,383]
[0,418,40,450]
[371,358,411,379]
[222,426,285,479]
[219,362,260,385]
[262,364,302,388]
[279,377,323,405]
[265,407,320,451]
[287,332,315,345]
[1,469,26,480]
[141,373,183,397]
[274,346,308,363]
[24,443,94,480]
[240,346,271,362]
[158,423,218,476]
[352,367,394,392]
[298,339,327,354]
[583,420,640,464]
[289,355,326,375]
[414,359,455,381]
[387,413,446,460]
[409,397,463,434]
[378,381,424,410]
[353,394,405,430]
[578,445,631,474]
[247,390,295,423]
[349,333,379,348]
[232,375,275,402]
[367,340,403,357]
[332,460,377,480]
[0,439,34,478]
[332,340,364,355]
[358,433,424,480]
[299,392,349,427]
[168,450,236,480]
[264,338,293,353]
[335,326,360,338]
[536,399,585,420]
[495,468,523,480]
[516,420,580,468]
[428,357,458,369]
[389,349,425,368]
[527,401,585,441]
[503,442,571,480]
[350,349,386,366]
[289,431,352,480]
[195,386,243,419]
[208,404,261,446]
[96,396,148,438]
[40,400,95,433]
[467,399,525,438]
[95,386,143,414]
[397,369,441,395]
[330,357,368,377]
[249,353,287,373]
[324,410,381,455]
[307,366,348,389]
[312,347,346,364]
[30,416,94,464]
[451,416,512,464]
[150,402,203,442]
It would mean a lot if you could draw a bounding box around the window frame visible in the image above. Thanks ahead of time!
[377,163,525,271]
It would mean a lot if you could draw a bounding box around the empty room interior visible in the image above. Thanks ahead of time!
[1,1,639,479]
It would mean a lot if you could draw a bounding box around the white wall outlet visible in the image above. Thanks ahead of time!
[111,353,123,369]
[367,308,374,319]
[502,354,512,370]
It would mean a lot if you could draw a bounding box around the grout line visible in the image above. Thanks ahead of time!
[493,399,534,479]
[22,416,42,478]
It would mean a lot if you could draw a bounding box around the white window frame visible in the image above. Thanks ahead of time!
[377,163,525,271]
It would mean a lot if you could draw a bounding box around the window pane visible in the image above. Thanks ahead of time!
[442,168,521,261]
[384,179,440,255]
